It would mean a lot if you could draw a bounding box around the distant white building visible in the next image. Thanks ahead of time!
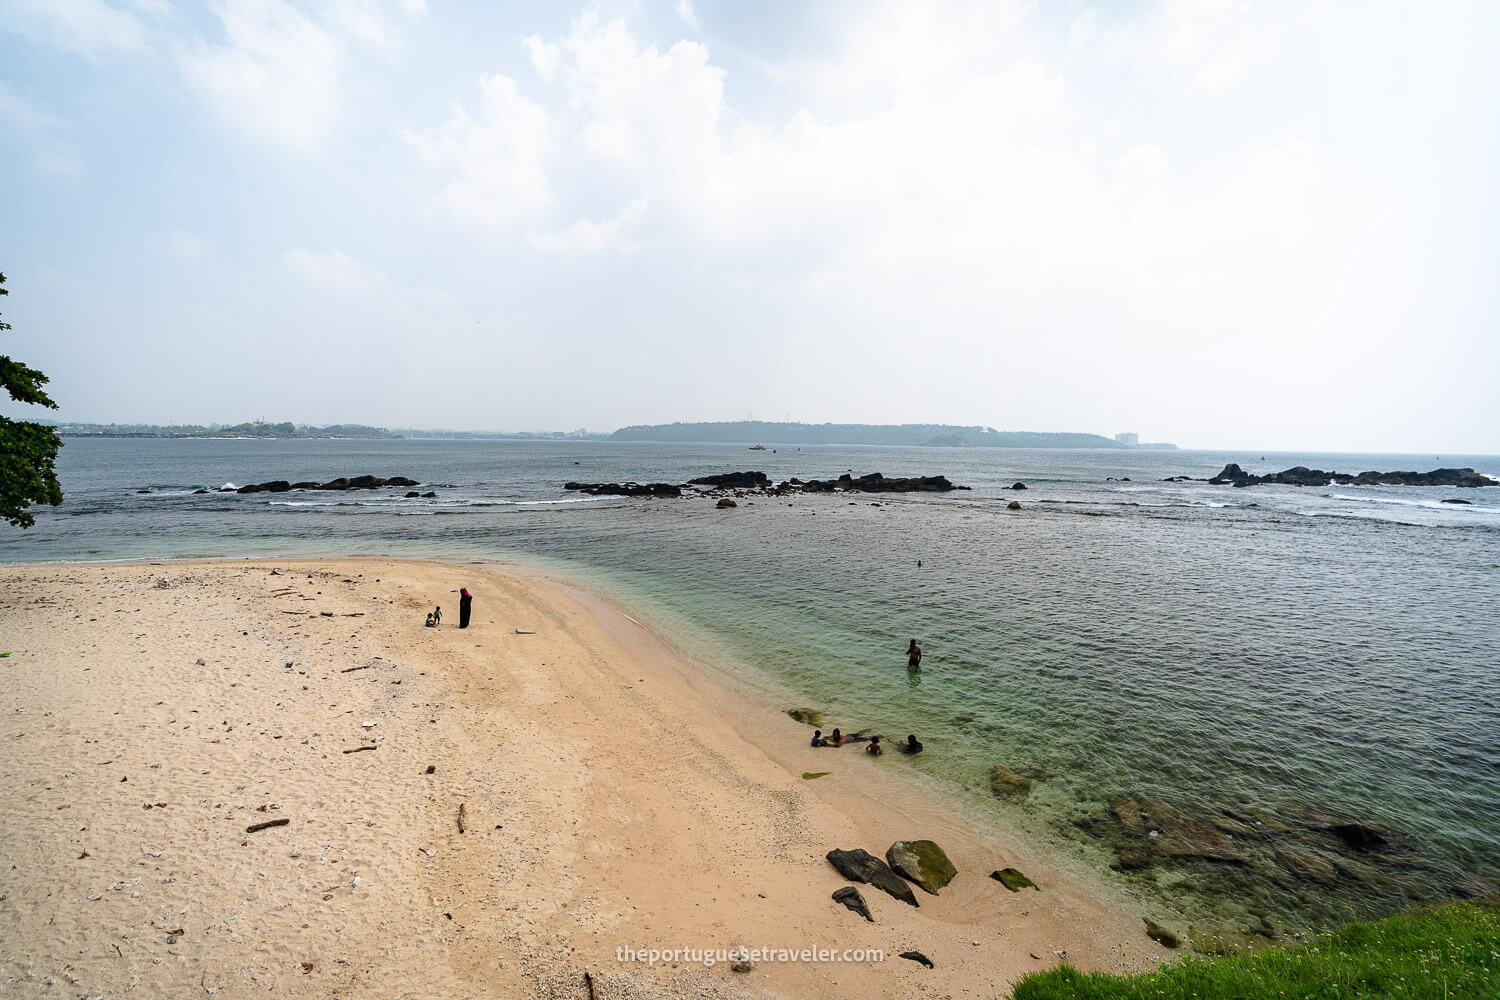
[1114,432,1139,445]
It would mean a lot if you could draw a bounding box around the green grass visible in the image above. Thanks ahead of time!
[1013,897,1500,1000]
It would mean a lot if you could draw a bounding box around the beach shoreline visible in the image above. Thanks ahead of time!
[0,556,1165,998]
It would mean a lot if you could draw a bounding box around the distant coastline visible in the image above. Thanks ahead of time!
[611,421,1178,449]
[49,418,1178,449]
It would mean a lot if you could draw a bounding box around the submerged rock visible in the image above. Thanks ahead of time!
[1143,917,1180,949]
[826,848,919,907]
[989,766,1032,797]
[786,707,826,727]
[832,886,874,922]
[990,868,1037,892]
[886,840,957,895]
[1273,847,1338,885]
[1007,500,1022,510]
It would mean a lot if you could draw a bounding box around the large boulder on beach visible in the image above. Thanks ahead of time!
[825,849,918,907]
[717,498,737,508]
[885,840,957,895]
[989,765,1032,798]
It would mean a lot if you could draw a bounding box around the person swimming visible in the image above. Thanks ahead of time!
[865,734,884,756]
[898,734,923,754]
[825,728,874,747]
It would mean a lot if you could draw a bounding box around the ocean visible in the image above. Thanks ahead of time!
[4,437,1498,938]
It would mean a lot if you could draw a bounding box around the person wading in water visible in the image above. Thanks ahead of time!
[907,639,922,668]
[459,588,473,629]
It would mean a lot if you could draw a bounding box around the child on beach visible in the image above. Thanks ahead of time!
[811,730,827,747]
[865,734,883,755]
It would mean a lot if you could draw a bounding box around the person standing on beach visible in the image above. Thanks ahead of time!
[459,588,473,629]
[907,639,922,668]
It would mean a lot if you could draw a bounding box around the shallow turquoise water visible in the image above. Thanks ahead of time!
[3,437,1497,933]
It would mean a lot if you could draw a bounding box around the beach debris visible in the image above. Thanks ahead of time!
[832,886,873,922]
[826,848,918,907]
[457,803,468,834]
[989,765,1032,798]
[342,745,377,754]
[196,657,206,666]
[341,665,372,673]
[990,868,1037,892]
[886,841,957,896]
[425,765,436,774]
[583,970,597,1000]
[514,629,536,634]
[1144,917,1180,949]
[360,720,376,728]
[899,951,934,968]
[786,707,826,727]
[320,612,334,617]
[246,818,290,833]
[802,771,831,780]
[731,958,754,973]
[300,962,313,973]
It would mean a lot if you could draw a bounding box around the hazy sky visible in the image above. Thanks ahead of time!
[2,0,1496,451]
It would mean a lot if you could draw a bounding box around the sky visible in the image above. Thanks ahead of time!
[1,0,1496,452]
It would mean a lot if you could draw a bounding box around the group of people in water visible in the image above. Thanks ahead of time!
[804,638,926,756]
[810,728,923,756]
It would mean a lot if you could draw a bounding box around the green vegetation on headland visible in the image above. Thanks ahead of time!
[610,421,1175,449]
[1013,897,1500,1000]
[54,420,401,439]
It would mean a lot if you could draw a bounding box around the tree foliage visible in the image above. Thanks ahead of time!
[0,272,64,527]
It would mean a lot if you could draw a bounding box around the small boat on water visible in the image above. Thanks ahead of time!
[749,444,767,450]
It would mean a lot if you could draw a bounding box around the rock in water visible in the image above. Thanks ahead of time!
[688,471,770,488]
[886,840,957,895]
[1274,847,1338,885]
[989,765,1032,797]
[825,848,919,907]
[1144,917,1180,948]
[832,886,874,921]
[1134,798,1246,864]
[1007,500,1022,510]
[786,707,826,727]
[717,498,737,508]
[1011,482,1027,490]
[990,868,1037,891]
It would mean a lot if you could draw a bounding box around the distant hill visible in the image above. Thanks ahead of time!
[610,421,1139,449]
[54,421,400,439]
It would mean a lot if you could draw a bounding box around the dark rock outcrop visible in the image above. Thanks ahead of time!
[1443,498,1473,504]
[689,471,770,489]
[563,481,682,497]
[885,840,957,895]
[826,848,919,907]
[799,472,967,493]
[1209,463,1497,488]
[717,498,737,508]
[1011,482,1027,490]
[235,476,420,493]
[832,886,874,922]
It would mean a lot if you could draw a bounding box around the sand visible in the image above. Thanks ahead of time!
[0,558,1165,998]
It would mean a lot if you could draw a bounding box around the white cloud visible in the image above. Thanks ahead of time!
[524,33,560,80]
[179,0,343,148]
[674,0,699,33]
[0,83,82,173]
[3,0,147,57]
[149,229,215,257]
[404,72,554,226]
[283,247,383,294]
[530,198,647,252]
[177,0,427,147]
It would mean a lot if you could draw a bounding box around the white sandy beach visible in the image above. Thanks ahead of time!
[0,558,1166,998]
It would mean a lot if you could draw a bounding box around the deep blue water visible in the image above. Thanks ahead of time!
[3,437,1498,934]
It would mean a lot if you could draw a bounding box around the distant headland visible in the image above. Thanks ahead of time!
[610,421,1177,449]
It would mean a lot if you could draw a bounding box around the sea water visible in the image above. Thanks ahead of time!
[3,437,1497,936]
